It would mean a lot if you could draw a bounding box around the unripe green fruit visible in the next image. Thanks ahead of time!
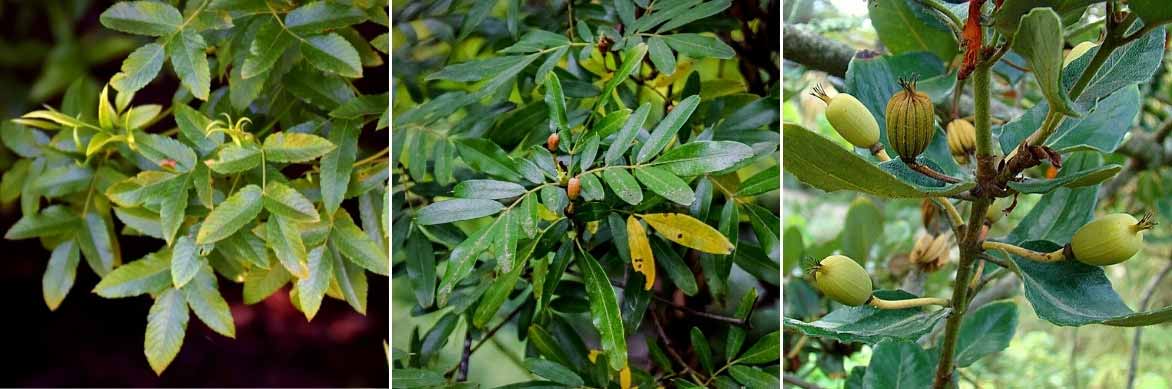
[1071,213,1155,266]
[813,85,880,149]
[1064,41,1098,68]
[946,119,976,164]
[886,79,936,161]
[813,255,872,306]
[986,196,1013,224]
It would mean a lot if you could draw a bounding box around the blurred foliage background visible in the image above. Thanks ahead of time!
[783,0,1172,388]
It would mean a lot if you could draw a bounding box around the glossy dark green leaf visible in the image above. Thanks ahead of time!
[437,223,497,307]
[1000,85,1141,154]
[690,327,713,373]
[657,0,730,32]
[863,340,933,389]
[633,0,701,32]
[524,358,584,387]
[646,36,676,75]
[661,33,734,59]
[1132,0,1172,25]
[196,185,263,245]
[321,121,358,215]
[870,0,958,61]
[405,230,436,308]
[783,290,951,345]
[453,180,527,199]
[544,72,568,132]
[735,330,779,365]
[419,312,459,363]
[649,237,698,295]
[728,365,779,388]
[302,33,363,78]
[528,325,573,368]
[736,166,779,196]
[1006,163,1120,194]
[783,124,974,197]
[472,239,531,328]
[951,301,1017,367]
[634,165,694,206]
[579,172,605,201]
[416,199,504,225]
[284,2,365,34]
[595,43,647,110]
[725,287,757,361]
[602,168,643,205]
[652,140,754,177]
[100,1,182,36]
[733,242,780,286]
[391,368,445,388]
[241,19,295,79]
[604,103,651,165]
[456,138,523,182]
[636,95,699,163]
[500,30,569,53]
[43,240,80,311]
[577,248,627,370]
[145,288,188,375]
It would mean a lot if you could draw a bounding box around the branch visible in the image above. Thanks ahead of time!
[607,275,748,326]
[782,24,855,78]
[784,374,826,389]
[1126,259,1172,389]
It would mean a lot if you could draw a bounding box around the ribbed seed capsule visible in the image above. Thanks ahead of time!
[813,255,872,306]
[946,119,976,164]
[886,79,936,161]
[1071,213,1156,266]
[812,85,880,149]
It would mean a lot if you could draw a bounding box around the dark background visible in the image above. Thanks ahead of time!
[0,0,390,387]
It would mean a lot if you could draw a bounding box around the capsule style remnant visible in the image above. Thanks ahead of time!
[886,78,936,161]
[1071,213,1156,266]
[946,119,976,164]
[811,84,880,149]
[813,255,872,306]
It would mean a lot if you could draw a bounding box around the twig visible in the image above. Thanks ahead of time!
[783,374,825,389]
[907,160,962,183]
[457,329,474,381]
[1126,259,1172,389]
[444,302,527,377]
[958,368,982,389]
[606,275,748,326]
[650,309,702,383]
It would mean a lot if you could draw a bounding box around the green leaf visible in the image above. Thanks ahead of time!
[98,86,116,131]
[544,72,568,132]
[528,326,574,368]
[78,211,119,277]
[634,165,695,206]
[1132,0,1172,26]
[1008,152,1101,244]
[332,209,389,275]
[263,182,320,222]
[636,95,700,163]
[0,159,29,204]
[284,2,365,34]
[728,365,779,388]
[181,263,235,338]
[595,44,647,110]
[113,207,164,240]
[840,197,883,264]
[1000,85,1142,154]
[196,185,263,245]
[604,103,652,165]
[652,140,754,177]
[602,168,643,205]
[473,239,530,327]
[579,172,605,201]
[1007,164,1121,194]
[499,30,570,53]
[783,290,951,345]
[661,34,734,59]
[262,132,336,162]
[737,166,779,196]
[736,330,780,365]
[173,104,221,157]
[4,205,79,240]
[437,223,496,307]
[416,198,505,225]
[296,246,334,320]
[993,0,1097,37]
[159,181,188,246]
[170,235,202,288]
[458,0,496,39]
[783,124,974,197]
[523,358,584,387]
[241,19,295,79]
[616,0,636,28]
[268,215,309,278]
[593,108,632,140]
[867,0,958,61]
[100,1,182,36]
[725,287,757,361]
[429,56,536,82]
[657,0,730,32]
[951,301,1017,367]
[405,231,436,308]
[578,134,601,174]
[649,237,698,296]
[94,250,172,298]
[243,264,291,304]
[391,369,445,388]
[633,0,701,32]
[456,138,523,182]
[330,241,368,314]
[43,240,81,311]
[1012,8,1079,116]
[134,132,198,173]
[621,272,650,335]
[453,180,527,199]
[863,340,933,389]
[111,43,165,94]
[302,33,363,78]
[168,29,211,100]
[144,288,188,375]
[576,248,627,371]
[321,121,358,215]
[646,36,676,75]
[205,143,262,174]
[34,164,92,197]
[690,327,713,373]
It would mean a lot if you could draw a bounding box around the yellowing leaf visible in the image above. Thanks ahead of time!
[626,215,655,290]
[640,213,735,255]
[620,365,632,389]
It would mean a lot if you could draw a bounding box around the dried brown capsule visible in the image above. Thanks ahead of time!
[886,78,936,161]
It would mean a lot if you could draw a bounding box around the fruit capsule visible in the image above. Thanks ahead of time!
[946,119,976,164]
[985,196,1013,224]
[547,133,560,152]
[1070,213,1156,266]
[885,78,936,161]
[813,255,872,306]
[812,85,880,149]
[567,177,581,200]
